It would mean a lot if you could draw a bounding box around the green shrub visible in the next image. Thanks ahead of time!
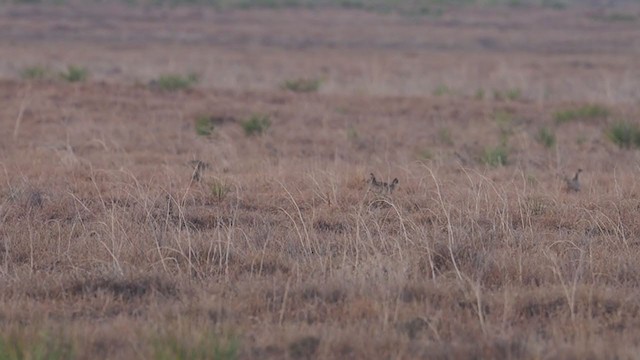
[60,65,88,83]
[195,115,215,136]
[281,78,321,93]
[607,121,640,149]
[151,73,199,91]
[21,66,47,80]
[536,126,556,149]
[433,84,451,96]
[554,104,610,124]
[241,114,271,136]
[482,145,509,167]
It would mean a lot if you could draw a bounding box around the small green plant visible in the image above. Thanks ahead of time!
[536,127,556,149]
[21,65,47,80]
[493,88,521,102]
[576,134,587,146]
[482,145,509,167]
[281,78,322,93]
[505,88,521,101]
[60,65,88,82]
[438,127,453,146]
[241,114,271,136]
[433,84,451,97]
[554,104,610,124]
[346,125,359,142]
[418,148,433,160]
[494,111,513,143]
[607,121,640,149]
[151,73,199,92]
[474,89,485,101]
[209,179,229,202]
[195,115,216,136]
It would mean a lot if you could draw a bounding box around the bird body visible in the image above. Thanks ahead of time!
[565,168,582,192]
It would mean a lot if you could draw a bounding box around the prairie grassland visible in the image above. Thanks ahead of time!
[1,3,640,359]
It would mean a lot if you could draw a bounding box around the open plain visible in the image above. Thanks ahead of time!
[1,1,640,358]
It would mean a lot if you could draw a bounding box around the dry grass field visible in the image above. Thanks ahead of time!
[1,1,640,359]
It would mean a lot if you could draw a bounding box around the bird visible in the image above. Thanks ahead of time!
[368,173,399,194]
[369,173,384,192]
[385,178,399,194]
[565,168,582,192]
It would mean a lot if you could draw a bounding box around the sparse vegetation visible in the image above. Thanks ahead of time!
[433,84,452,96]
[554,104,610,124]
[195,115,216,136]
[281,77,322,93]
[241,113,271,136]
[346,124,359,142]
[482,144,509,166]
[418,148,433,160]
[607,120,640,149]
[209,179,230,201]
[152,332,238,360]
[0,333,74,360]
[20,65,47,80]
[493,88,522,101]
[150,73,199,91]
[536,126,556,149]
[593,12,637,22]
[438,127,453,145]
[59,65,88,82]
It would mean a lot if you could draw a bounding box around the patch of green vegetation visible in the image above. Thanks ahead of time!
[607,121,640,149]
[20,65,47,80]
[554,104,610,124]
[474,89,485,101]
[152,332,238,360]
[493,88,521,101]
[0,333,75,360]
[59,65,88,83]
[195,115,216,136]
[536,126,556,149]
[433,84,452,97]
[151,73,199,92]
[209,179,229,202]
[494,111,513,143]
[346,124,359,142]
[241,114,271,136]
[482,144,509,167]
[438,127,453,146]
[418,148,433,160]
[594,13,637,22]
[281,77,322,93]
